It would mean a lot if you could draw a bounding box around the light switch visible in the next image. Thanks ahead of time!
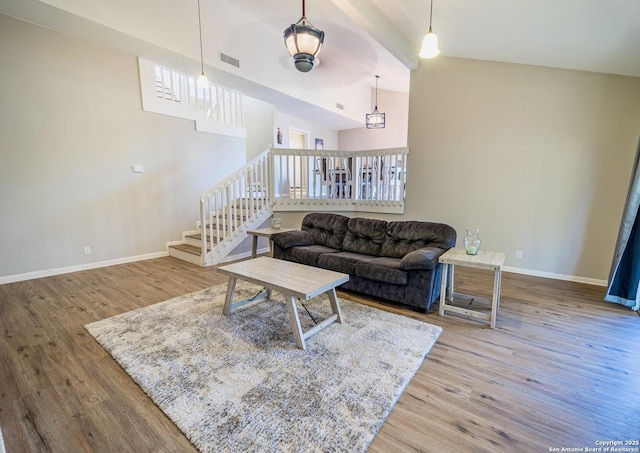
[132,164,144,173]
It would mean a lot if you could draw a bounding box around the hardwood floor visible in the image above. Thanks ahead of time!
[1,257,638,452]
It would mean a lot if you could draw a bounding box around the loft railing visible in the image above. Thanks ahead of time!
[200,149,271,265]
[197,146,408,265]
[270,147,408,214]
[138,57,245,138]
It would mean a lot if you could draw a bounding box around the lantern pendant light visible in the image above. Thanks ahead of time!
[366,75,385,129]
[420,0,440,59]
[283,0,325,72]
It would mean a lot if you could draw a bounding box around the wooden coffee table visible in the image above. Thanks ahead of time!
[217,257,349,349]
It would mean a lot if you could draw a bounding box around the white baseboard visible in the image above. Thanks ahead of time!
[0,251,608,288]
[0,251,169,285]
[503,265,607,287]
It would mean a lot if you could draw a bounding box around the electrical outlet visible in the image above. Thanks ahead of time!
[515,250,523,259]
[83,246,91,255]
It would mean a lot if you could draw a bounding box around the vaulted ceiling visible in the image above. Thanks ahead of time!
[1,0,639,130]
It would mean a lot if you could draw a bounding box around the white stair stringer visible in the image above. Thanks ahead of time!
[168,208,271,266]
[203,209,271,266]
[168,149,272,267]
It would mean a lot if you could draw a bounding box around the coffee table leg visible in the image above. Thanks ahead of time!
[285,295,306,350]
[327,288,343,323]
[222,277,237,315]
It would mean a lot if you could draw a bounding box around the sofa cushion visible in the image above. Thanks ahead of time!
[301,213,349,250]
[317,251,365,275]
[272,230,314,250]
[342,217,387,256]
[381,221,457,258]
[284,245,340,267]
[399,247,441,271]
[354,256,407,285]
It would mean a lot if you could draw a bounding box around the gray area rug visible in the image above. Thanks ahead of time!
[85,281,442,453]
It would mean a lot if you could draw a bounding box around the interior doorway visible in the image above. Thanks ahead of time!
[289,129,307,150]
[287,128,309,197]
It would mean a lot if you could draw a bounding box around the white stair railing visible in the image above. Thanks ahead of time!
[138,58,246,138]
[200,149,271,265]
[197,147,407,265]
[270,147,408,214]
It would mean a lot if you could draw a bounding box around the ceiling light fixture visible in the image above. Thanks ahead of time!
[420,0,440,59]
[366,75,385,129]
[196,0,209,88]
[283,0,324,73]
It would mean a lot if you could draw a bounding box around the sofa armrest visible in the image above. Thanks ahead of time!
[271,230,315,250]
[399,247,444,271]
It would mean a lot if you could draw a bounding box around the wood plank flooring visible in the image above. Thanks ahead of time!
[1,257,638,452]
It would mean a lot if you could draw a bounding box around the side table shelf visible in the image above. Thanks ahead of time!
[438,248,506,328]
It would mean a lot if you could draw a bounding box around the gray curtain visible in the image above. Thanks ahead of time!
[605,136,640,311]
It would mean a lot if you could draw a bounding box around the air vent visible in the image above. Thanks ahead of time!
[336,102,344,110]
[220,53,240,68]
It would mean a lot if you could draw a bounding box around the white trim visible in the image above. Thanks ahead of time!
[0,426,5,453]
[0,251,169,285]
[138,58,246,139]
[0,252,608,288]
[503,265,607,287]
[196,120,247,138]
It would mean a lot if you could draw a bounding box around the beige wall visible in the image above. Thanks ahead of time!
[339,88,409,151]
[407,57,640,281]
[273,112,339,151]
[243,96,275,160]
[0,14,248,278]
[4,12,639,283]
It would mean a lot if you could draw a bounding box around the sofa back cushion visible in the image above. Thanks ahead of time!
[342,217,388,256]
[301,212,349,250]
[381,221,457,258]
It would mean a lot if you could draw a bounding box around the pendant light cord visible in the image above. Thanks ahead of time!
[302,0,306,17]
[429,0,434,32]
[197,0,205,74]
[375,75,379,108]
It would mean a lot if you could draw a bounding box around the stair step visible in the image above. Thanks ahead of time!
[211,213,249,220]
[168,243,204,266]
[235,199,267,205]
[185,233,219,247]
[204,223,234,230]
[170,243,203,255]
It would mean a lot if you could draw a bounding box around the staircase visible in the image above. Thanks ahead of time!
[168,149,272,266]
[168,146,409,266]
[168,206,268,265]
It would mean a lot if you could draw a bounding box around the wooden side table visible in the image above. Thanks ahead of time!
[438,248,506,328]
[247,227,295,258]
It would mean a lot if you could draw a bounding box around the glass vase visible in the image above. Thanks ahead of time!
[271,214,282,230]
[464,228,481,255]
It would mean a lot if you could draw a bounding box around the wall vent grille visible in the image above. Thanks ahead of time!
[220,53,240,68]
